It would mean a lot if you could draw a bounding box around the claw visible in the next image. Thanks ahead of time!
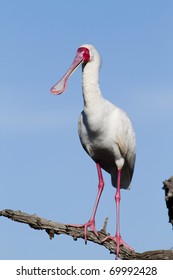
[68,219,99,244]
[102,234,134,259]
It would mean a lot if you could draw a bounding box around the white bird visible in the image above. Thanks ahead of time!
[50,44,136,259]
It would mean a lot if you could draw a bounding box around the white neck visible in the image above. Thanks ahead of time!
[82,59,103,108]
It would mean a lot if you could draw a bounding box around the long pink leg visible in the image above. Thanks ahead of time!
[82,163,104,242]
[69,163,104,243]
[102,168,133,259]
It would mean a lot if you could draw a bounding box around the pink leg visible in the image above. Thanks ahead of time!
[102,169,133,259]
[69,163,104,243]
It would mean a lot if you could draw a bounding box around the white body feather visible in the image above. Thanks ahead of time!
[78,45,136,189]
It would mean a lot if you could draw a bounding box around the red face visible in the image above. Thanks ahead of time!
[77,47,90,62]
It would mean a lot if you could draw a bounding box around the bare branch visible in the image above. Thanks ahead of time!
[163,176,173,227]
[0,209,173,260]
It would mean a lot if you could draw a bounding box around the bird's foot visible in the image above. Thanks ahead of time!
[102,234,134,259]
[68,219,99,244]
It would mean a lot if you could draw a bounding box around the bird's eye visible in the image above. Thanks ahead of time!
[83,49,90,61]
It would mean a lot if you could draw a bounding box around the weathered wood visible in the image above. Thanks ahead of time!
[1,209,173,260]
[163,176,173,227]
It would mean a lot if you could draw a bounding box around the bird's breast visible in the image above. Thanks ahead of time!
[78,104,136,189]
[78,109,121,167]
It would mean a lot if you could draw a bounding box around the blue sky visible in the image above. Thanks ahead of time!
[0,0,173,259]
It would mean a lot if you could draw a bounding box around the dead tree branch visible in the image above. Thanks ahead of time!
[0,209,173,260]
[163,176,173,227]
